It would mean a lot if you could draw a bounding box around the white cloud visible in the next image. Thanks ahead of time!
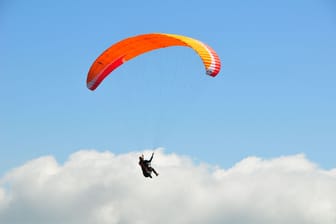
[0,149,335,224]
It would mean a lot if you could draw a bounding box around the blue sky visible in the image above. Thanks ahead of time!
[1,0,335,173]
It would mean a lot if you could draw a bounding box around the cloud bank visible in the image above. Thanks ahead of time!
[0,149,335,224]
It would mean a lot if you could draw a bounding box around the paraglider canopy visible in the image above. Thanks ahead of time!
[86,33,221,91]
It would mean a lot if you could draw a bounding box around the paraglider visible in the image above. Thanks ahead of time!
[86,33,221,178]
[139,152,159,178]
[86,33,221,90]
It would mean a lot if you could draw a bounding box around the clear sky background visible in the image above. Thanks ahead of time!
[1,0,336,173]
